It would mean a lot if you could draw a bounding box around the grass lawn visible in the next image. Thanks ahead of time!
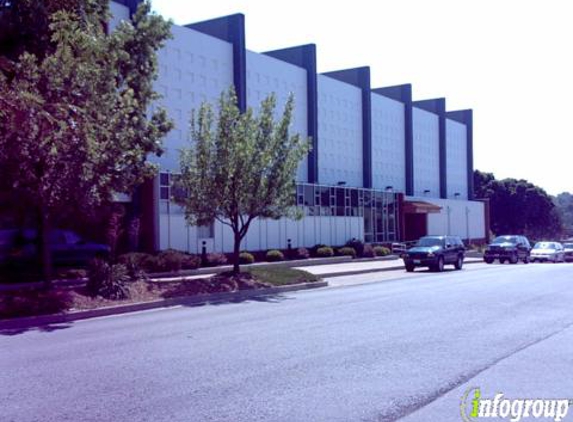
[246,266,319,286]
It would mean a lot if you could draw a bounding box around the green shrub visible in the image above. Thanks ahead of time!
[295,247,310,259]
[87,259,130,300]
[362,243,375,258]
[316,246,334,257]
[118,252,158,274]
[337,246,357,258]
[156,249,188,272]
[345,238,364,256]
[266,249,285,262]
[374,246,391,256]
[311,244,327,255]
[181,254,201,270]
[204,253,227,267]
[239,252,255,264]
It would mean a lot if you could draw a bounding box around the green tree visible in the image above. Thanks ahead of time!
[473,170,562,240]
[176,88,310,274]
[554,192,573,235]
[0,1,173,285]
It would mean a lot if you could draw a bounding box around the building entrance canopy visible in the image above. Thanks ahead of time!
[403,201,442,214]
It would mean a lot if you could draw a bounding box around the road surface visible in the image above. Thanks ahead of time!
[2,263,573,422]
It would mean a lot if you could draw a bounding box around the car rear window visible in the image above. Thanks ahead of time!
[418,237,444,247]
[492,236,517,244]
[534,242,555,249]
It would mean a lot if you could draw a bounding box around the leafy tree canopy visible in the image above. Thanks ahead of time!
[553,192,573,235]
[0,0,173,282]
[474,170,562,240]
[176,88,310,274]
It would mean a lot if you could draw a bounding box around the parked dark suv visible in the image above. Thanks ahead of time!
[484,235,531,264]
[403,235,465,272]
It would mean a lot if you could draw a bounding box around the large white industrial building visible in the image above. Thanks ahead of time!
[111,1,487,254]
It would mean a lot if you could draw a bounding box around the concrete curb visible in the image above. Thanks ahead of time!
[148,256,353,278]
[0,257,351,291]
[318,258,484,278]
[0,255,394,292]
[0,281,328,330]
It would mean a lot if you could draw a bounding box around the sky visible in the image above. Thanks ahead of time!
[151,0,572,196]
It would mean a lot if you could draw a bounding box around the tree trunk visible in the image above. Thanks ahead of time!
[232,231,241,275]
[38,208,53,289]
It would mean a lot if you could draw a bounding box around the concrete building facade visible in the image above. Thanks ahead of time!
[110,1,486,253]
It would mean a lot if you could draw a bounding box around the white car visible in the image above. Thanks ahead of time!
[530,242,565,263]
[563,243,573,262]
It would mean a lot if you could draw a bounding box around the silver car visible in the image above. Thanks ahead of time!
[530,242,565,263]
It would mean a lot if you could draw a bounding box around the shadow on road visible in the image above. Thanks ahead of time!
[0,289,295,336]
[0,322,73,336]
[172,291,295,309]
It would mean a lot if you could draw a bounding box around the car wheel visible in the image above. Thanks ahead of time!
[454,255,463,270]
[509,253,518,264]
[484,257,494,264]
[405,264,415,273]
[434,256,444,272]
[523,255,530,264]
[499,258,506,264]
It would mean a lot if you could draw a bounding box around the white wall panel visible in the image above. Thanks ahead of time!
[246,51,308,182]
[317,75,363,187]
[371,94,406,192]
[413,107,440,197]
[159,207,364,253]
[109,2,129,32]
[446,119,468,199]
[408,196,485,241]
[153,25,234,171]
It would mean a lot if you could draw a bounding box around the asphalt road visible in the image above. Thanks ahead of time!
[2,263,573,422]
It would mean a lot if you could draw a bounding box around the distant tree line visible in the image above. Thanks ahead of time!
[553,193,573,237]
[474,170,562,240]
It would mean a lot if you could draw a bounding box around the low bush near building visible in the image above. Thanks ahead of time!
[239,252,255,264]
[345,238,364,256]
[316,246,334,257]
[374,246,391,256]
[156,249,188,272]
[181,254,201,270]
[311,244,327,256]
[87,259,130,300]
[295,247,310,259]
[337,246,357,258]
[266,249,285,262]
[204,252,227,267]
[118,252,158,274]
[362,243,375,258]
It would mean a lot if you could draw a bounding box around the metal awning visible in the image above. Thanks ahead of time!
[403,200,442,214]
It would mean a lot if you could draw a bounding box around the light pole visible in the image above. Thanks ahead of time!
[447,205,451,235]
[466,206,470,245]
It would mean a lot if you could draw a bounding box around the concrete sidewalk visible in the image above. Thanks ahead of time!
[296,257,484,278]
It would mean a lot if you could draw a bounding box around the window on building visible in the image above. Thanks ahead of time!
[335,187,345,217]
[296,185,304,206]
[197,223,214,238]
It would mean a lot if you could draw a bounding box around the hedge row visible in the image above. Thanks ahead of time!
[114,241,393,275]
